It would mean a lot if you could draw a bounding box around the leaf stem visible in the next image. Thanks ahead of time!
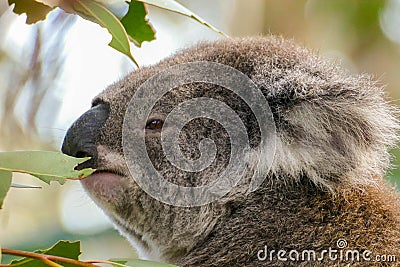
[0,248,96,267]
[85,260,128,267]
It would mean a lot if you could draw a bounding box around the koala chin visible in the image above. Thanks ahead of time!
[62,36,400,266]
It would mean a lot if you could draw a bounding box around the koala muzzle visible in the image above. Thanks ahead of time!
[61,103,110,169]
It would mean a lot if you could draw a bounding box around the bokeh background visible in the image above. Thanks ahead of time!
[1,0,400,262]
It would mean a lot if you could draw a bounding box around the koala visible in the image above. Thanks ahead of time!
[62,36,400,266]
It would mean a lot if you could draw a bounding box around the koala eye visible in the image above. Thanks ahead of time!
[146,119,164,131]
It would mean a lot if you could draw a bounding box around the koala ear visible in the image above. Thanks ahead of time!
[266,72,400,191]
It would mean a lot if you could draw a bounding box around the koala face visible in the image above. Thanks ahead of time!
[62,36,399,265]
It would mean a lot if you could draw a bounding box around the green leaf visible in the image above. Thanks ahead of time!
[0,151,95,185]
[10,241,81,267]
[8,0,54,24]
[121,0,156,47]
[138,0,227,36]
[73,0,138,66]
[109,258,179,267]
[0,170,12,209]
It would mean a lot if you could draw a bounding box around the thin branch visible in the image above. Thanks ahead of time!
[85,260,128,267]
[1,248,97,267]
[38,258,63,267]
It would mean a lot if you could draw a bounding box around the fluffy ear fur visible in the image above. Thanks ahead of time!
[253,48,400,190]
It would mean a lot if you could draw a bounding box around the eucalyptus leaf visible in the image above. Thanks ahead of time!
[138,0,227,36]
[8,0,54,24]
[73,0,138,66]
[10,240,81,267]
[109,258,179,267]
[0,151,95,185]
[121,0,156,47]
[0,170,12,209]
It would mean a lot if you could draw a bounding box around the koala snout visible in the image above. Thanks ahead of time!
[61,102,110,169]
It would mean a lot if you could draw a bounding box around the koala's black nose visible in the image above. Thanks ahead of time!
[61,103,110,168]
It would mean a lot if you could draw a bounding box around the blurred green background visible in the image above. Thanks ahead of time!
[1,0,400,262]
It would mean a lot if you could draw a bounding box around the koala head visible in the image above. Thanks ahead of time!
[62,36,399,264]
